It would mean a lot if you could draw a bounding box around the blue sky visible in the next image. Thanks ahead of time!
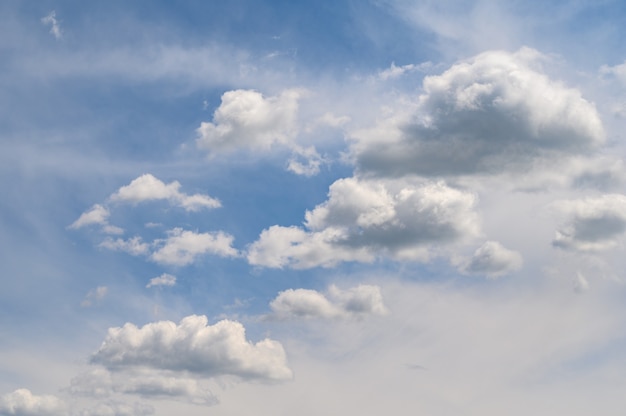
[2,0,626,414]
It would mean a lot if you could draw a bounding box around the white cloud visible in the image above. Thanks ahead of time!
[458,241,523,278]
[81,286,109,307]
[197,89,301,153]
[286,146,325,177]
[378,62,430,80]
[269,284,388,320]
[0,389,66,416]
[40,11,62,40]
[552,194,626,252]
[350,48,605,179]
[99,237,150,256]
[69,205,110,230]
[109,174,220,212]
[91,315,293,381]
[146,273,176,288]
[151,228,238,266]
[248,178,479,269]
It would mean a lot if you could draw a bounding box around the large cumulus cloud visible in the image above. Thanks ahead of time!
[350,48,605,178]
[248,177,480,268]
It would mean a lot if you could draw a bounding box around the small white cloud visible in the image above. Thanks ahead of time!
[100,237,150,256]
[146,273,176,288]
[0,388,66,416]
[458,241,523,278]
[151,228,238,266]
[109,174,220,212]
[91,315,293,381]
[286,146,326,176]
[378,61,430,80]
[269,284,387,320]
[552,194,626,252]
[41,11,62,40]
[81,286,108,307]
[69,204,110,229]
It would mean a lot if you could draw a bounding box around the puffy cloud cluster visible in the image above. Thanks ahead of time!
[351,48,605,179]
[197,89,301,153]
[100,229,238,266]
[0,389,65,416]
[197,89,327,176]
[70,174,221,235]
[248,178,479,268]
[552,194,626,252]
[92,315,292,381]
[457,241,523,278]
[109,174,221,212]
[269,284,388,320]
[151,228,238,265]
[70,174,235,267]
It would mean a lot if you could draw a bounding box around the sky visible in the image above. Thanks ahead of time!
[2,0,626,414]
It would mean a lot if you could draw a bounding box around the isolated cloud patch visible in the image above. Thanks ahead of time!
[109,174,220,212]
[0,389,66,416]
[146,273,176,288]
[91,315,292,381]
[552,194,626,252]
[351,48,605,178]
[458,241,523,278]
[269,284,388,319]
[248,178,479,268]
[197,89,301,153]
[151,228,238,266]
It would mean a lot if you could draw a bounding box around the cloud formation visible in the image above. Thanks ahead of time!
[91,315,292,381]
[0,389,65,416]
[40,11,62,40]
[248,178,479,268]
[552,194,626,252]
[350,48,605,179]
[145,273,176,288]
[151,228,238,266]
[109,174,221,212]
[458,241,523,278]
[269,284,388,320]
[197,89,301,153]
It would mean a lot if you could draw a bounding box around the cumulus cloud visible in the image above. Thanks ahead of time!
[69,204,110,230]
[91,315,293,381]
[248,178,479,268]
[41,11,62,40]
[197,89,301,153]
[552,194,626,252]
[350,48,605,179]
[269,284,388,320]
[0,389,66,416]
[458,241,523,278]
[98,229,237,266]
[145,273,176,288]
[151,228,238,266]
[196,89,328,176]
[109,174,221,212]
